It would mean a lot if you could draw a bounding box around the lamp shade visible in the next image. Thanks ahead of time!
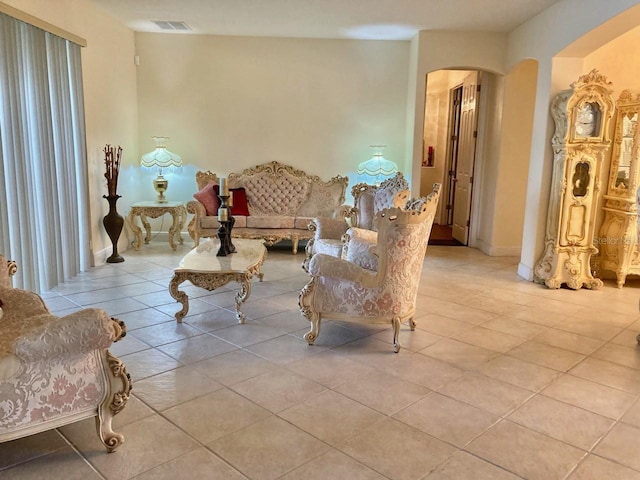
[356,145,398,185]
[140,136,182,173]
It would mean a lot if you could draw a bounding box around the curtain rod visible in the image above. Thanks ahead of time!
[0,2,87,47]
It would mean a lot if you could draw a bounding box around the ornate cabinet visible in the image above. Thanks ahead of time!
[597,90,640,287]
[534,70,615,289]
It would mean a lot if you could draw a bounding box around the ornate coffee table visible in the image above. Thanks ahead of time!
[169,238,266,323]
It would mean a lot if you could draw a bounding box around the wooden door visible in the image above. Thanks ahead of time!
[452,72,480,244]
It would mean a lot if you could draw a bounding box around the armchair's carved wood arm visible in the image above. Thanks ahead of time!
[1,255,17,290]
[186,199,206,216]
[7,260,17,278]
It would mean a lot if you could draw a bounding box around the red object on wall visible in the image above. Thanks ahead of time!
[427,146,435,167]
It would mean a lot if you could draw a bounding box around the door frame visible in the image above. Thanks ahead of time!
[420,69,491,249]
[467,71,489,250]
[443,84,463,227]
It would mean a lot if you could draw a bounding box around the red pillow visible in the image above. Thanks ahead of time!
[193,181,219,216]
[214,185,250,216]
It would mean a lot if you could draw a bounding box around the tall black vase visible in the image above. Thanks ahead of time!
[103,195,125,263]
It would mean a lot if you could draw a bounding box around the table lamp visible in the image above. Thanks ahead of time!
[140,136,182,203]
[357,145,398,185]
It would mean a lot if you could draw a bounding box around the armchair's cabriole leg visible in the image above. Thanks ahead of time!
[392,317,402,353]
[304,313,321,345]
[97,350,132,453]
[292,235,299,255]
[408,317,416,331]
[299,278,320,345]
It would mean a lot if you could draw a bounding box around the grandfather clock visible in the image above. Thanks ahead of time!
[597,90,640,287]
[534,70,615,289]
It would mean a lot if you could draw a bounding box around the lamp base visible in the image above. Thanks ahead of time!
[153,175,168,203]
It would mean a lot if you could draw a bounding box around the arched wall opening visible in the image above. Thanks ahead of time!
[418,62,537,255]
[514,2,640,280]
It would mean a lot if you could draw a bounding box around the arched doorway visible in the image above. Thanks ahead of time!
[421,69,483,246]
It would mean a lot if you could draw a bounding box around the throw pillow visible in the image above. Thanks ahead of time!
[213,185,251,216]
[193,181,219,216]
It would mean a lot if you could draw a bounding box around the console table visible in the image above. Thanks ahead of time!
[169,238,266,323]
[127,201,186,251]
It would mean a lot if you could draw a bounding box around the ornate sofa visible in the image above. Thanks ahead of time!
[305,172,410,262]
[0,255,131,452]
[187,161,349,254]
[299,184,441,352]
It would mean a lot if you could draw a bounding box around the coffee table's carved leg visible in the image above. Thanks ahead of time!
[169,273,189,323]
[168,211,180,251]
[255,249,266,282]
[128,211,143,250]
[235,273,252,324]
[140,214,152,244]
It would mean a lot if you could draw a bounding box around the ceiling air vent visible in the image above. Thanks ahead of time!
[152,21,190,31]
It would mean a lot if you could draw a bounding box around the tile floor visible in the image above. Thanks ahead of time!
[2,241,640,479]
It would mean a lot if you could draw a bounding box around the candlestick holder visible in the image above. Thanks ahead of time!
[216,194,236,256]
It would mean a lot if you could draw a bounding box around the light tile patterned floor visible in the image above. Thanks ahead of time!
[2,241,640,479]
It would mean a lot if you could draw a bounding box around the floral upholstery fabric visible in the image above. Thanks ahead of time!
[300,184,441,351]
[1,351,106,430]
[0,254,130,451]
[297,181,346,217]
[312,239,344,258]
[312,221,430,317]
[344,227,379,271]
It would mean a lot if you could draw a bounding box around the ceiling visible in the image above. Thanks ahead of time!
[88,0,563,41]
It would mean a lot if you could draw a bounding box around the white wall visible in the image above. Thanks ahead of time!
[3,0,138,265]
[487,59,538,256]
[133,33,410,206]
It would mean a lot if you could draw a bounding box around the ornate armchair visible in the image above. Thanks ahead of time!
[305,172,410,264]
[299,184,441,352]
[0,254,131,452]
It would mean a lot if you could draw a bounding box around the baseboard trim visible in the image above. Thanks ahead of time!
[474,239,521,257]
[93,247,111,267]
[517,262,534,281]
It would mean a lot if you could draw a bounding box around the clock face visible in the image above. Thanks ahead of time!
[575,102,599,137]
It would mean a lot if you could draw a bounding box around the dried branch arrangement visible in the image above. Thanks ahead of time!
[104,144,123,197]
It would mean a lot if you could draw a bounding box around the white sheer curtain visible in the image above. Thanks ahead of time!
[0,13,90,292]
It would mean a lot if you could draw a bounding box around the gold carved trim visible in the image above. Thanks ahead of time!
[106,351,131,417]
